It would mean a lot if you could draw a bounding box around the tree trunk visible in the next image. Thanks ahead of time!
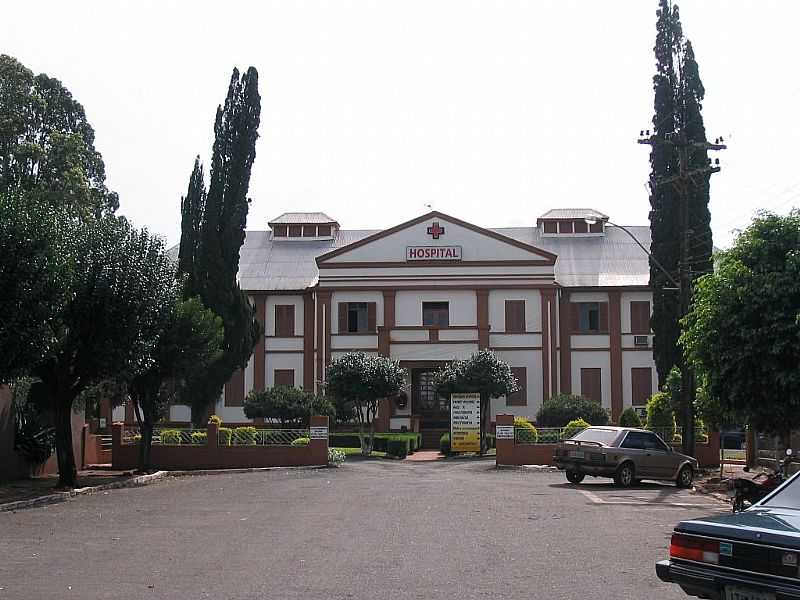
[54,399,78,488]
[480,393,489,456]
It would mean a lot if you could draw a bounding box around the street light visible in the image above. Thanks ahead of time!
[584,215,679,290]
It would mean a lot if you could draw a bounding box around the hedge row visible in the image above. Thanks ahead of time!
[329,433,422,454]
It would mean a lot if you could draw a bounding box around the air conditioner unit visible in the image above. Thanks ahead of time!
[633,335,649,347]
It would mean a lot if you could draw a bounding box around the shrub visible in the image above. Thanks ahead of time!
[160,429,182,445]
[328,448,346,466]
[536,394,609,427]
[232,426,257,445]
[563,418,590,439]
[440,432,451,454]
[190,431,208,445]
[387,439,409,459]
[619,407,642,428]
[208,415,222,426]
[291,436,310,447]
[645,392,676,441]
[132,434,142,443]
[218,427,232,446]
[514,416,539,443]
[538,428,561,443]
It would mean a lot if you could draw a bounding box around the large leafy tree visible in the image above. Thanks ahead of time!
[434,350,518,454]
[648,1,713,385]
[0,193,71,382]
[325,353,406,455]
[0,54,118,218]
[178,67,262,423]
[129,297,224,472]
[33,217,177,487]
[243,386,334,427]
[681,211,800,447]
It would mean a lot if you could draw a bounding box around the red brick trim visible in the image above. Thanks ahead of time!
[609,291,623,422]
[476,290,489,349]
[254,296,266,393]
[558,290,572,394]
[541,292,551,399]
[303,293,315,391]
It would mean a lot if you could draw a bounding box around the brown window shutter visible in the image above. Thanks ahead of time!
[338,303,348,333]
[275,305,296,337]
[598,302,609,332]
[507,367,527,406]
[630,301,650,334]
[274,369,295,387]
[569,303,580,332]
[543,221,557,234]
[224,368,245,407]
[367,302,377,332]
[505,300,525,333]
[631,368,653,406]
[580,368,602,403]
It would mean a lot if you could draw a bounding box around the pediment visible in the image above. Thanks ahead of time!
[316,212,557,267]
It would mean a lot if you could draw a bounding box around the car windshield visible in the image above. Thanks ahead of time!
[569,428,619,446]
[761,473,800,509]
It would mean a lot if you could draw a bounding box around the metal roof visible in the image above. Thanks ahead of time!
[234,222,652,291]
[538,208,609,221]
[267,212,339,226]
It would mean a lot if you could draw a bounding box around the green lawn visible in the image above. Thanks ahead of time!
[332,447,388,458]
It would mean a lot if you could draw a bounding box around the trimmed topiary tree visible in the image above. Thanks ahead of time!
[646,391,676,442]
[536,394,609,427]
[619,407,643,428]
[563,418,590,439]
[514,416,539,443]
[434,350,518,454]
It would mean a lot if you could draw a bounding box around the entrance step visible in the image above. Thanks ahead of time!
[406,450,443,462]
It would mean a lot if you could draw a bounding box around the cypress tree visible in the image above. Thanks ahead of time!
[177,156,206,294]
[648,1,712,386]
[178,67,262,422]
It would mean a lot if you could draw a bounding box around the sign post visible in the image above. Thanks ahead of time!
[450,393,481,453]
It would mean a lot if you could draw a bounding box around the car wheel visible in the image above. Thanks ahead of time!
[614,462,635,487]
[676,465,694,488]
[566,470,585,484]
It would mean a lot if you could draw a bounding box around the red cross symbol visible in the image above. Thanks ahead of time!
[427,222,445,239]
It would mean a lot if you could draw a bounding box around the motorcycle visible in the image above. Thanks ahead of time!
[728,448,792,513]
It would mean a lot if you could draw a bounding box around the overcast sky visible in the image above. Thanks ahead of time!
[3,1,799,249]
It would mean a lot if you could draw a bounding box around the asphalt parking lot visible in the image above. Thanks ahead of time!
[0,459,726,600]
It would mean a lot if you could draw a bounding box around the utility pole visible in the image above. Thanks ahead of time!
[638,130,726,456]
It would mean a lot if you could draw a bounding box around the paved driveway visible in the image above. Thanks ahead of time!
[0,459,725,600]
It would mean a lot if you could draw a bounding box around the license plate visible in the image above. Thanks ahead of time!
[725,585,776,600]
[568,450,584,459]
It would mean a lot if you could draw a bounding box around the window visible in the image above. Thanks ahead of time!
[589,221,604,233]
[317,225,331,237]
[506,367,527,406]
[644,433,670,452]
[422,302,449,327]
[543,221,557,234]
[558,220,574,234]
[578,302,600,332]
[224,369,245,407]
[505,300,525,333]
[631,367,653,406]
[580,368,602,403]
[273,225,287,237]
[620,431,647,449]
[274,369,294,388]
[288,225,302,237]
[630,301,651,334]
[573,220,588,233]
[302,225,316,237]
[274,305,295,337]
[338,302,376,333]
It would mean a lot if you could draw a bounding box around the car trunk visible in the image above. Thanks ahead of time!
[676,508,800,580]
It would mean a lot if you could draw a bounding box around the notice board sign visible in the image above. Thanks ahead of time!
[450,393,481,452]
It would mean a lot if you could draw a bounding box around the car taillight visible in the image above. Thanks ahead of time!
[670,533,719,564]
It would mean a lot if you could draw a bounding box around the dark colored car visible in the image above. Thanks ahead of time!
[657,471,800,599]
[553,426,697,488]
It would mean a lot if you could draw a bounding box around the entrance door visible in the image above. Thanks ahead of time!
[413,369,449,447]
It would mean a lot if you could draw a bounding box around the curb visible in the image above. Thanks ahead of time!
[0,465,330,513]
[496,464,559,472]
[0,471,169,513]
